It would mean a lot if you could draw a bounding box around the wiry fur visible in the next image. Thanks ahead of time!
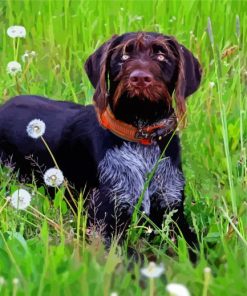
[96,142,184,216]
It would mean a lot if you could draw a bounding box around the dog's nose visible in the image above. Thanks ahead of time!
[129,70,153,87]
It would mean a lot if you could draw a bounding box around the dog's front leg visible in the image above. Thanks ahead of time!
[88,144,150,243]
[149,157,198,261]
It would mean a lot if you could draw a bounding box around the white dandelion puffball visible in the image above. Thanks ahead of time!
[12,278,20,285]
[7,61,22,76]
[166,283,191,296]
[26,119,46,139]
[0,276,6,286]
[44,168,64,187]
[209,81,215,88]
[7,26,26,38]
[10,189,32,210]
[22,50,37,63]
[140,261,165,278]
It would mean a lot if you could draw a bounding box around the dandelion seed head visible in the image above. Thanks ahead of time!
[135,16,142,21]
[7,61,22,76]
[166,283,191,296]
[132,15,143,21]
[12,278,20,285]
[44,168,64,187]
[26,119,46,139]
[204,267,211,273]
[22,50,37,63]
[0,276,6,286]
[140,261,164,278]
[22,53,29,62]
[6,196,11,202]
[10,189,32,210]
[7,26,26,38]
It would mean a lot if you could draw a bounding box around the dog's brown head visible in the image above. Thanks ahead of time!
[85,32,202,126]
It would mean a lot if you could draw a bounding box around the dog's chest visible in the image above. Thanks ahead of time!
[97,142,184,214]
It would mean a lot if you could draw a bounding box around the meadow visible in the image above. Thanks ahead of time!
[0,0,247,295]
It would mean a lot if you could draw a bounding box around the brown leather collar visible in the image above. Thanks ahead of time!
[96,106,178,145]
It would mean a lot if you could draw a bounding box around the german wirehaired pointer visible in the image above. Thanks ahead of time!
[0,32,201,256]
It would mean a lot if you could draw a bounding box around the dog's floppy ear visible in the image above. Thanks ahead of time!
[176,44,202,99]
[169,37,202,122]
[84,35,118,89]
[84,35,118,112]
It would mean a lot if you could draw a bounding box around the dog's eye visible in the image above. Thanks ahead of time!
[121,54,130,61]
[157,54,166,61]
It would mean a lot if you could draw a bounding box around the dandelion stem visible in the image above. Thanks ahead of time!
[28,206,62,232]
[13,38,16,60]
[22,61,32,93]
[15,37,20,60]
[41,136,60,169]
[41,136,78,213]
[149,278,155,296]
[202,268,211,296]
[15,75,21,94]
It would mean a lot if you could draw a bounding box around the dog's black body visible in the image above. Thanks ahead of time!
[0,32,201,257]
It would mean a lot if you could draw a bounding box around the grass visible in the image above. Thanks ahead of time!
[0,0,247,295]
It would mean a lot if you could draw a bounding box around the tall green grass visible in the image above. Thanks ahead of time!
[0,0,247,295]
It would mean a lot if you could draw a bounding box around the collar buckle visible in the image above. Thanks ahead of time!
[135,128,150,140]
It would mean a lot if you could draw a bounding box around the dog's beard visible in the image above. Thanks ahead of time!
[111,78,172,110]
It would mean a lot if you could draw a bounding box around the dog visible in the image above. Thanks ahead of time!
[0,32,201,257]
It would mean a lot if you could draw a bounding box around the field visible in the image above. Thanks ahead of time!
[0,0,247,295]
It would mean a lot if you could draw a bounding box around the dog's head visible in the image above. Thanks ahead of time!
[85,32,202,125]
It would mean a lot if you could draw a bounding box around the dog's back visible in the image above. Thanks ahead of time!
[0,95,119,189]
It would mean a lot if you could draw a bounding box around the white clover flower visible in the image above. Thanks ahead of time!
[140,261,164,278]
[44,168,64,187]
[7,26,26,38]
[7,61,22,76]
[26,119,46,139]
[209,81,215,88]
[145,226,153,234]
[166,283,191,296]
[10,189,32,210]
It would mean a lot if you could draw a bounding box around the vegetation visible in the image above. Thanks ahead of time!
[0,0,246,295]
